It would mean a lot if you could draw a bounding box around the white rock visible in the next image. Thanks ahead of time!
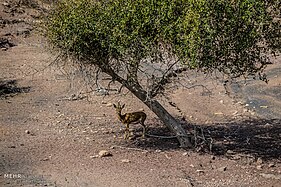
[121,159,130,163]
[98,150,112,157]
[257,158,263,164]
[90,155,99,158]
[217,166,227,172]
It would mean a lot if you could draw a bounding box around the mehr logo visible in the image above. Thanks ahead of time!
[4,173,23,179]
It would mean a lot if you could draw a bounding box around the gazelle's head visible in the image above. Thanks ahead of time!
[113,102,125,114]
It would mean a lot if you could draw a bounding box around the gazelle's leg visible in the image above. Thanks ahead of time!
[141,122,146,138]
[124,123,130,139]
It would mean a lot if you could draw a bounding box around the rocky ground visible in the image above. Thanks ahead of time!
[0,1,281,187]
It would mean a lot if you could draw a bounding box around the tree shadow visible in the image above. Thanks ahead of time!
[201,118,281,160]
[126,118,281,161]
[0,79,31,98]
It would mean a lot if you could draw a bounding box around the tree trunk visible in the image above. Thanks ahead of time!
[143,99,193,148]
[104,67,193,148]
[127,85,193,148]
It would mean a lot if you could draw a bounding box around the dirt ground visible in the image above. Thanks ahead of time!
[1,1,281,187]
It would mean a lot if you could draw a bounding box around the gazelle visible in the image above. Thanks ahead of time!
[113,102,147,139]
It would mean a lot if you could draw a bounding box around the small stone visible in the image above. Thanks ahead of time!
[121,159,130,163]
[3,2,9,7]
[90,155,99,158]
[256,165,263,170]
[226,150,235,154]
[264,123,272,128]
[219,100,224,104]
[196,170,204,174]
[25,130,30,134]
[257,158,263,165]
[110,146,115,149]
[268,163,275,168]
[217,166,227,172]
[210,156,216,160]
[182,152,189,156]
[101,101,107,104]
[41,158,50,161]
[106,103,113,107]
[98,150,112,157]
[231,154,241,160]
[190,164,195,168]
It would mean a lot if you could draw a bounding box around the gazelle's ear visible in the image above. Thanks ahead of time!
[122,104,125,109]
[113,104,116,108]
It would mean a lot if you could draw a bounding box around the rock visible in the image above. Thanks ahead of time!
[189,164,195,168]
[257,158,263,165]
[182,152,189,156]
[41,158,50,161]
[106,103,113,107]
[217,166,227,172]
[268,163,275,168]
[3,2,9,7]
[231,155,241,160]
[196,170,204,174]
[264,123,272,128]
[98,150,112,157]
[90,155,99,158]
[260,173,281,180]
[226,150,235,154]
[256,165,263,170]
[25,130,30,134]
[121,159,130,163]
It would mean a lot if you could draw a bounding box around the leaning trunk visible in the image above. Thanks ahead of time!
[142,99,193,148]
[128,85,192,148]
[104,67,192,147]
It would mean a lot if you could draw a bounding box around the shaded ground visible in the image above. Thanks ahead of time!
[0,1,281,187]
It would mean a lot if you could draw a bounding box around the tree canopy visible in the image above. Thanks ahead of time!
[45,0,280,78]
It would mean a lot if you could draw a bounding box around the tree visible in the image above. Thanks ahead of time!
[43,0,280,147]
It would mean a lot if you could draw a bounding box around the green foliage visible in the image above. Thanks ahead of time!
[44,0,280,78]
